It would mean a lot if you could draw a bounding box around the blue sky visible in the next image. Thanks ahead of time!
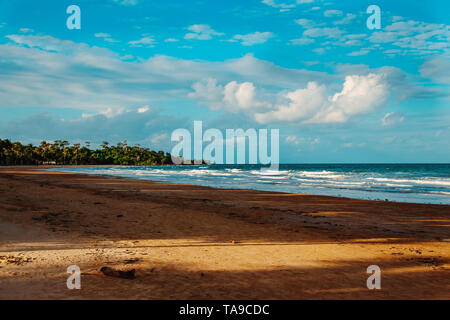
[0,0,449,163]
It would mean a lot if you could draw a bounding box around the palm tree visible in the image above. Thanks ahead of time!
[0,139,173,166]
[39,141,50,164]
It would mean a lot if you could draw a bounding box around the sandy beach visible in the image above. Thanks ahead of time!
[0,166,449,299]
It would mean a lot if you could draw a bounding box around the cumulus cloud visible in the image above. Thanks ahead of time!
[255,73,389,124]
[184,24,224,40]
[190,74,389,124]
[188,79,265,112]
[335,64,444,100]
[231,32,275,46]
[255,82,327,123]
[313,73,388,123]
[187,79,225,110]
[223,81,263,110]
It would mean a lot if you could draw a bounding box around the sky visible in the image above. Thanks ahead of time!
[0,0,449,163]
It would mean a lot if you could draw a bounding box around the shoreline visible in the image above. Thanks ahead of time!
[0,166,449,299]
[43,165,450,206]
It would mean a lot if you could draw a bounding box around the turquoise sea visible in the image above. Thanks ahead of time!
[46,164,450,205]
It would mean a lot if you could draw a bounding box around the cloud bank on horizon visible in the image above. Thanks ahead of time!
[0,0,448,162]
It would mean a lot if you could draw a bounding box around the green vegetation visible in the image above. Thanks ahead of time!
[0,139,173,166]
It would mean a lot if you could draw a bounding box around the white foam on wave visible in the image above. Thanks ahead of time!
[293,171,346,179]
[368,177,450,186]
[250,169,291,176]
[45,165,450,205]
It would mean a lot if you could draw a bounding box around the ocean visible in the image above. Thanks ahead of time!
[46,164,450,205]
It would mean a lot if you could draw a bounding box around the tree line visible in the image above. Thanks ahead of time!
[0,139,173,166]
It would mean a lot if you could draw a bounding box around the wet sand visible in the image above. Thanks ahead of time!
[0,166,449,299]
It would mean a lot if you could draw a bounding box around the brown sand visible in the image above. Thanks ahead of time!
[0,166,449,299]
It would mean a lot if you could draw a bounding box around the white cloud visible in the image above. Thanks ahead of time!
[335,64,446,100]
[295,19,315,28]
[313,48,326,55]
[324,10,343,17]
[285,135,301,145]
[95,33,118,43]
[5,34,87,52]
[348,49,370,56]
[382,112,404,126]
[188,79,265,112]
[112,0,139,6]
[1,33,433,122]
[343,39,363,46]
[137,106,150,113]
[0,107,187,150]
[224,81,263,109]
[333,13,356,25]
[419,54,450,84]
[95,33,110,38]
[128,36,156,47]
[262,0,295,9]
[0,33,330,114]
[164,38,179,42]
[232,32,274,46]
[311,73,388,123]
[255,73,389,124]
[255,82,327,123]
[285,136,319,147]
[188,79,225,111]
[19,28,34,33]
[262,0,315,12]
[190,74,389,125]
[303,27,344,39]
[343,142,366,148]
[150,133,169,145]
[184,24,224,40]
[289,37,315,45]
[368,19,450,55]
